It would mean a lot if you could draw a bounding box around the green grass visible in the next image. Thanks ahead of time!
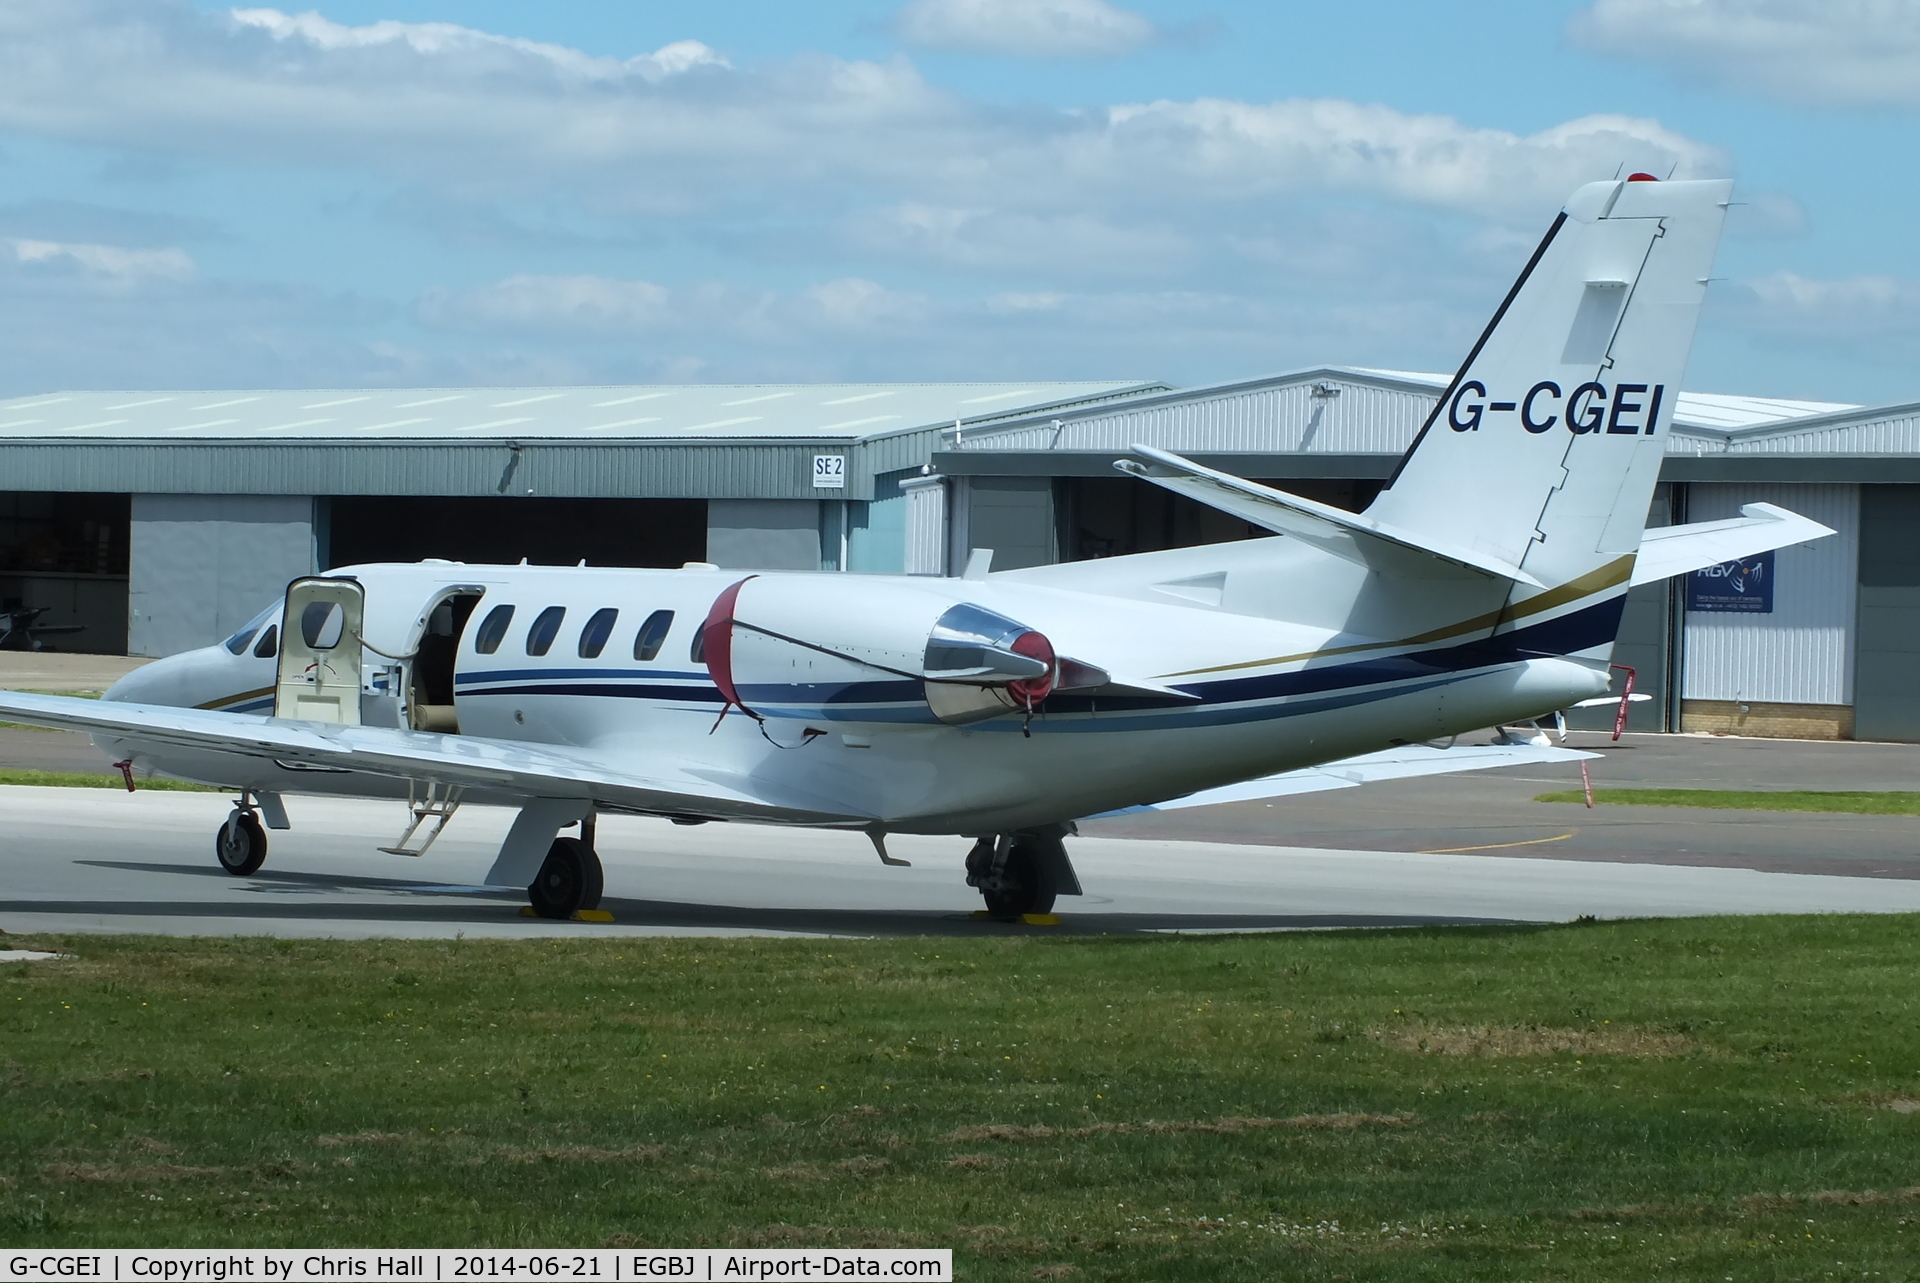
[1535,787,1920,815]
[0,768,220,791]
[4,921,1920,1276]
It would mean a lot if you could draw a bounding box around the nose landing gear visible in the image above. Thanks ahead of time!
[215,801,268,876]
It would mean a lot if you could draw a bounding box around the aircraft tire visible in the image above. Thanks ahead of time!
[214,810,268,877]
[528,837,605,919]
[979,834,1058,919]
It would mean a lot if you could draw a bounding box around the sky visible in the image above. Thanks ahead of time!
[1,0,1917,404]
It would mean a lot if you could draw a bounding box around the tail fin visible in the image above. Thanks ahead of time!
[1367,177,1731,591]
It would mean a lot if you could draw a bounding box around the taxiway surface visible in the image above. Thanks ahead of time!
[4,786,1919,940]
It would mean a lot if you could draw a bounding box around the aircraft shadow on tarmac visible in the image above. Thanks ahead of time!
[50,860,1516,936]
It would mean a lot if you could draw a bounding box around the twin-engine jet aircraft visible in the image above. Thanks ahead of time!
[0,177,1833,920]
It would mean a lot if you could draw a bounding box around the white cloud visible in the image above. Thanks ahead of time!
[1739,270,1920,331]
[230,8,725,81]
[0,3,1719,225]
[857,204,1192,277]
[1572,0,1920,106]
[806,277,927,328]
[419,274,673,334]
[419,273,926,340]
[11,237,195,283]
[0,4,1753,394]
[1090,100,1719,212]
[1705,270,1920,376]
[892,0,1160,59]
[986,292,1066,313]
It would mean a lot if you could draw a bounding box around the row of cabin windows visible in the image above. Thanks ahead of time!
[472,604,699,663]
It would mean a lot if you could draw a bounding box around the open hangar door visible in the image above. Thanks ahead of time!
[322,497,707,571]
[1048,475,1385,565]
[0,492,130,654]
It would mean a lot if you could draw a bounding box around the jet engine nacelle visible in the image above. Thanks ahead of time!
[700,575,1062,727]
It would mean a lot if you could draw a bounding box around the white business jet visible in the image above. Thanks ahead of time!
[0,177,1833,921]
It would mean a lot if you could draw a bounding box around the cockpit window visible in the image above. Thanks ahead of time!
[252,625,278,659]
[474,604,514,655]
[578,608,618,659]
[633,609,674,662]
[222,606,277,655]
[689,623,706,665]
[526,606,566,657]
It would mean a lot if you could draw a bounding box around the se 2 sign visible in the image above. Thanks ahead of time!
[812,455,846,489]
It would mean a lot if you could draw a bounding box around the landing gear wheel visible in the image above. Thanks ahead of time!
[215,810,268,876]
[527,836,604,920]
[968,834,1058,919]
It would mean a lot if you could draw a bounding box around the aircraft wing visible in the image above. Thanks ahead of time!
[0,689,864,825]
[1630,502,1833,586]
[1097,742,1598,815]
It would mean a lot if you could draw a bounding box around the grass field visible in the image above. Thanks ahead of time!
[3,918,1919,1279]
[1535,787,1920,815]
[0,769,219,791]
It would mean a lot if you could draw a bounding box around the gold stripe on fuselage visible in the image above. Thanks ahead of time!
[1162,555,1635,679]
[197,685,275,711]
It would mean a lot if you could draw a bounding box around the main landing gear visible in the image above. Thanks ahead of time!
[215,800,268,876]
[965,829,1077,919]
[526,817,605,919]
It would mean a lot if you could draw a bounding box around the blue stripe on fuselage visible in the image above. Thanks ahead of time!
[434,593,1625,730]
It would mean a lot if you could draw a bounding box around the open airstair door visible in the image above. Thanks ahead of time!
[408,590,483,733]
[274,577,365,724]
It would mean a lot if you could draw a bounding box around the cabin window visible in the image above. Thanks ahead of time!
[689,624,706,664]
[633,609,674,662]
[474,604,514,655]
[252,625,278,659]
[300,600,345,650]
[578,607,618,659]
[526,606,566,657]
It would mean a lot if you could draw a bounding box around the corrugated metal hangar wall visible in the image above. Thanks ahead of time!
[11,369,1920,744]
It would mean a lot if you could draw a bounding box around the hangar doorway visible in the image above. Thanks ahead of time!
[1055,475,1383,562]
[322,497,707,570]
[0,491,130,654]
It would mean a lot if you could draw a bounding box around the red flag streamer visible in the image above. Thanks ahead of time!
[700,577,759,732]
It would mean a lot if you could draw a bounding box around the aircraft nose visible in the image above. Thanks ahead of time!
[104,654,188,705]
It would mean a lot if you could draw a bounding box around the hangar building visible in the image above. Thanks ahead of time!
[5,368,1920,742]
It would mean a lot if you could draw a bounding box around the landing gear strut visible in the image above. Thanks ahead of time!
[215,799,268,877]
[966,831,1065,919]
[527,831,604,920]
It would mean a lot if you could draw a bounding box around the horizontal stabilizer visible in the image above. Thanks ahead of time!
[1116,445,1544,587]
[1096,742,1598,815]
[1630,502,1834,586]
[0,689,864,825]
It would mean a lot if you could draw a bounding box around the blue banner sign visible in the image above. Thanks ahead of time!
[1686,549,1775,613]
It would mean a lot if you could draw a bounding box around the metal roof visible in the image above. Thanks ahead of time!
[941,366,1878,458]
[0,382,1159,444]
[0,380,1171,501]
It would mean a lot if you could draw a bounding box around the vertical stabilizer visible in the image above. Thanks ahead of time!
[1368,177,1730,593]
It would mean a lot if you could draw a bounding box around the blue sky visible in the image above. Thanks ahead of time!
[1,0,1916,403]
